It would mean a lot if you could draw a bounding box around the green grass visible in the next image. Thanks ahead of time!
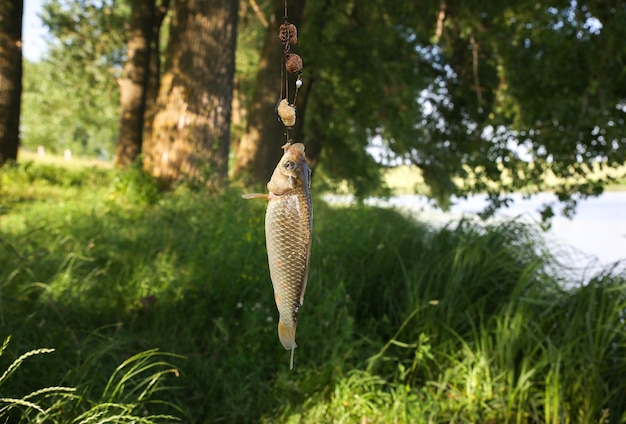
[1,160,625,423]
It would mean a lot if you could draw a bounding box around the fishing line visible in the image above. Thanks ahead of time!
[276,0,303,144]
[243,0,312,373]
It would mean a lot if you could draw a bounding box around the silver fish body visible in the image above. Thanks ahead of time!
[243,142,312,368]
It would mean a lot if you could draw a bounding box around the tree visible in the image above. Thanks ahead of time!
[239,0,626,214]
[395,0,626,215]
[31,0,129,157]
[115,0,170,167]
[237,1,428,194]
[233,0,306,186]
[394,0,626,216]
[143,0,238,187]
[0,0,23,166]
[300,1,428,196]
[16,0,626,217]
[141,0,170,161]
[114,0,157,167]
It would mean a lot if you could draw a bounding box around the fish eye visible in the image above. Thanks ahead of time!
[284,160,297,171]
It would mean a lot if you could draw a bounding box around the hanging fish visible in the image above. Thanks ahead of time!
[242,142,313,369]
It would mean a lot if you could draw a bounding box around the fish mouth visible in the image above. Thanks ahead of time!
[282,143,306,159]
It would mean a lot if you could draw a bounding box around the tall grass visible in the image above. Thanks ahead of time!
[1,161,625,422]
[0,336,179,423]
[0,336,75,420]
[286,217,626,423]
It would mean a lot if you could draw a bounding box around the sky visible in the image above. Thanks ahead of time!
[23,0,47,61]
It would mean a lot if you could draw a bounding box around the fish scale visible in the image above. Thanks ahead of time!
[266,189,310,339]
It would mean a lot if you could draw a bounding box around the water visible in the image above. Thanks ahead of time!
[326,191,626,279]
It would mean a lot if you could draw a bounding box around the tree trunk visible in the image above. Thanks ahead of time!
[233,0,306,186]
[143,0,238,187]
[142,0,170,154]
[0,0,23,166]
[115,0,157,167]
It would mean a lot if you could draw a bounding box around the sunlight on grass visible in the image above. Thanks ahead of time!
[17,148,113,169]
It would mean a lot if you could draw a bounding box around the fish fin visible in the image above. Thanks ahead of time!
[241,193,269,200]
[278,321,297,370]
[278,321,297,350]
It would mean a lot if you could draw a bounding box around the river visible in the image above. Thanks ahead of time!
[329,191,626,280]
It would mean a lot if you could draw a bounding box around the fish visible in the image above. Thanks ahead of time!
[242,142,313,369]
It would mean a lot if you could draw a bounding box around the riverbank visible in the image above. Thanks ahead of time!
[327,191,626,279]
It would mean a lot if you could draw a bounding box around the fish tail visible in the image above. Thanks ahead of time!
[278,320,297,369]
[278,321,297,349]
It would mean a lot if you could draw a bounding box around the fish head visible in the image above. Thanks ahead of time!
[267,143,311,195]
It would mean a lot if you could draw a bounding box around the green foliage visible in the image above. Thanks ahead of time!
[300,0,626,212]
[1,162,625,422]
[21,58,120,158]
[20,0,625,217]
[0,337,178,423]
[111,157,161,206]
[20,0,129,157]
[0,337,76,420]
